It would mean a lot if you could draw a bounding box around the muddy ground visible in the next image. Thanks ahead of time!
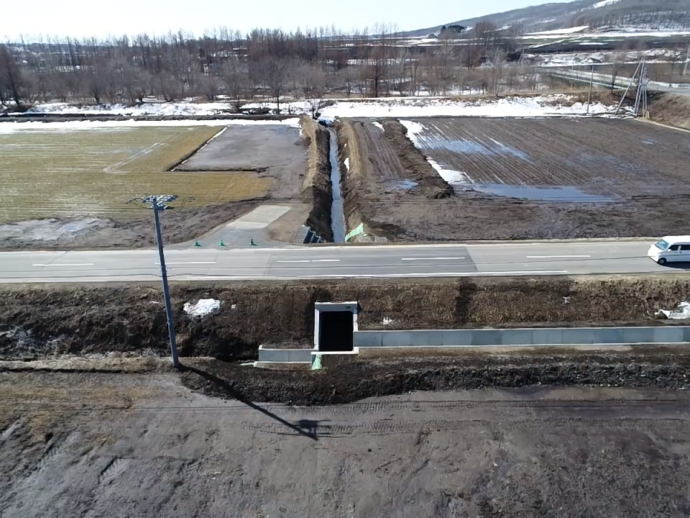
[0,200,262,250]
[2,366,690,517]
[1,275,688,360]
[341,116,690,242]
[176,125,309,201]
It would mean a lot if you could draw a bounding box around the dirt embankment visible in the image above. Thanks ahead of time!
[336,119,452,240]
[183,348,690,405]
[335,120,366,237]
[300,116,333,241]
[649,92,690,130]
[1,275,688,361]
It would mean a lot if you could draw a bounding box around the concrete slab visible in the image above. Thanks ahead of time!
[354,332,383,348]
[532,329,564,345]
[500,330,534,346]
[226,205,291,230]
[622,327,655,344]
[595,328,625,344]
[563,329,596,345]
[472,330,503,346]
[652,327,685,343]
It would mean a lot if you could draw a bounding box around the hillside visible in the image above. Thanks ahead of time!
[409,0,690,37]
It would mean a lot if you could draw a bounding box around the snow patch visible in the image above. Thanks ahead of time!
[591,0,620,8]
[0,218,108,242]
[427,159,474,185]
[344,158,350,171]
[656,302,690,320]
[184,299,222,318]
[29,101,237,117]
[372,122,385,131]
[0,118,301,134]
[526,26,590,36]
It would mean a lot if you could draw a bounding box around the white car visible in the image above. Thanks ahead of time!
[649,236,690,265]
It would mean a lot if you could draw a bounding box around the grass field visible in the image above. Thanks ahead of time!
[0,126,272,223]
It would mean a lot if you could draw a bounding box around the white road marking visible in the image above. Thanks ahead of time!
[527,255,592,259]
[276,259,340,264]
[185,270,568,281]
[156,261,217,265]
[401,257,466,261]
[32,263,95,267]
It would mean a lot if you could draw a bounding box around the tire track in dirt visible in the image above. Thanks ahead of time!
[240,415,690,437]
[98,457,129,485]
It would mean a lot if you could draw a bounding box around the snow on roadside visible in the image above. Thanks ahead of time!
[29,101,236,116]
[0,118,301,133]
[17,94,616,121]
[656,302,690,320]
[318,95,613,119]
[184,299,222,318]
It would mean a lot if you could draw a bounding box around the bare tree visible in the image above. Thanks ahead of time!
[301,63,326,118]
[0,44,28,108]
[258,56,289,113]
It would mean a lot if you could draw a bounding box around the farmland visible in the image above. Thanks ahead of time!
[0,121,321,249]
[0,125,271,223]
[340,117,690,241]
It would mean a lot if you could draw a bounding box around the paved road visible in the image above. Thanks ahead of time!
[547,69,690,97]
[0,241,683,284]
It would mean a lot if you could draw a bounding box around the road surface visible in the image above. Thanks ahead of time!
[547,69,690,96]
[0,240,682,283]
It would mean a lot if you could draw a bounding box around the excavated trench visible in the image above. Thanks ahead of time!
[327,128,347,242]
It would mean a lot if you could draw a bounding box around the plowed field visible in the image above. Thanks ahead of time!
[345,117,690,241]
[402,117,690,198]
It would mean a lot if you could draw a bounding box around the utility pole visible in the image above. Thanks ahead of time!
[587,64,594,115]
[135,195,180,368]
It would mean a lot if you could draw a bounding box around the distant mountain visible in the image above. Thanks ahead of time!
[407,0,690,37]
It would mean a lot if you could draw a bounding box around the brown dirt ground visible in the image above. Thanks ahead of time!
[3,368,690,517]
[1,275,688,361]
[342,116,690,241]
[649,92,690,130]
[0,200,263,251]
[337,119,452,239]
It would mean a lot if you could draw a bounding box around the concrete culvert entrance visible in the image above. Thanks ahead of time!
[319,312,354,352]
[314,302,358,352]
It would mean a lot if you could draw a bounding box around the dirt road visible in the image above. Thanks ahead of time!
[2,368,690,517]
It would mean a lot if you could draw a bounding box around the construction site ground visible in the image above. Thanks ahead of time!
[2,356,690,517]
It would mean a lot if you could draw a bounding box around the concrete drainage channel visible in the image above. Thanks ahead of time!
[256,302,690,368]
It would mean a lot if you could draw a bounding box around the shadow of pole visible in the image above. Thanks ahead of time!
[181,364,318,441]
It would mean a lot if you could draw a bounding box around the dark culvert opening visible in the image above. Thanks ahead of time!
[319,311,354,352]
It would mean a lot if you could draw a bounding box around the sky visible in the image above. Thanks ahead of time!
[2,0,572,40]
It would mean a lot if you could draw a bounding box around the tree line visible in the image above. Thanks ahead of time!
[1,24,542,112]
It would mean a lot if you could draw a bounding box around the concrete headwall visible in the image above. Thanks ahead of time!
[258,348,314,362]
[354,327,690,348]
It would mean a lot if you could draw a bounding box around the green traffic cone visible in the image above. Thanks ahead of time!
[219,238,226,247]
[194,239,202,247]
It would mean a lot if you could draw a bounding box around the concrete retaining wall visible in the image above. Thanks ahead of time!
[258,348,314,362]
[354,327,690,348]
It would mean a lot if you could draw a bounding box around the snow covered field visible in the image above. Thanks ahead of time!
[23,94,616,122]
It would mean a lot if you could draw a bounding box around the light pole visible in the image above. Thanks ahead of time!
[139,195,180,368]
